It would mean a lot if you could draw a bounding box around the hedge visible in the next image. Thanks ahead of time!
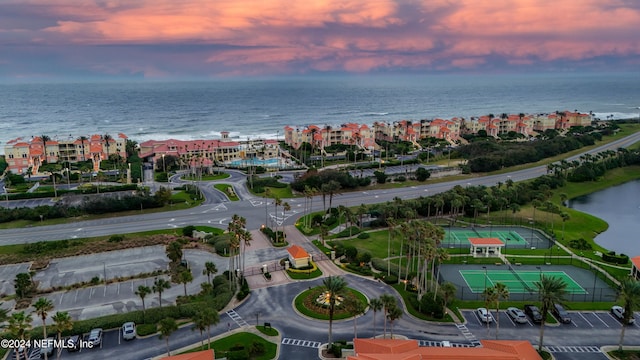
[602,251,629,265]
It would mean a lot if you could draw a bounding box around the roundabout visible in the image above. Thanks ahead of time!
[294,286,369,320]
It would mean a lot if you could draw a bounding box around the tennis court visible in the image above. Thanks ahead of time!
[459,269,587,294]
[443,229,528,246]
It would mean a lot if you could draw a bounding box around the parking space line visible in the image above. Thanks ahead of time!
[578,313,593,328]
[593,312,609,327]
[505,313,516,326]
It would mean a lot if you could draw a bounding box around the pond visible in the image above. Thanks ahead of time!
[568,179,640,256]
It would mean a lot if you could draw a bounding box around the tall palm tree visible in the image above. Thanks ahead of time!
[203,262,218,285]
[201,308,219,350]
[482,286,497,336]
[34,297,54,360]
[135,285,151,322]
[432,248,451,299]
[439,282,457,315]
[158,317,178,356]
[7,311,32,360]
[616,278,640,351]
[369,298,383,338]
[380,294,396,339]
[493,283,510,339]
[102,133,113,159]
[322,276,347,345]
[535,275,568,351]
[343,296,365,338]
[387,306,403,339]
[178,269,193,297]
[192,311,208,348]
[51,312,73,360]
[153,278,171,308]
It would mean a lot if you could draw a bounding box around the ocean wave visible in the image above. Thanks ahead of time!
[592,112,640,120]
[361,112,390,117]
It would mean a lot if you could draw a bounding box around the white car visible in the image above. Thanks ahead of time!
[87,328,103,347]
[611,305,635,325]
[477,307,493,323]
[507,307,528,324]
[122,322,137,340]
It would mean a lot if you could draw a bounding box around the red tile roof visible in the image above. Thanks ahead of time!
[287,245,309,259]
[468,238,504,246]
[631,256,640,270]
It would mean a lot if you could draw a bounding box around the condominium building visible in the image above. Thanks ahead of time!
[283,111,592,150]
[3,133,127,175]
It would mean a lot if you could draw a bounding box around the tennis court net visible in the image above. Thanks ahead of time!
[508,264,534,292]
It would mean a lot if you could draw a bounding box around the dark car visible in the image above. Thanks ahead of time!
[67,334,82,352]
[524,304,543,324]
[552,303,571,324]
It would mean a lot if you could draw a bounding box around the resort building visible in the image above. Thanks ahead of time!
[347,338,542,360]
[3,133,128,175]
[631,256,640,280]
[138,132,280,170]
[283,111,592,150]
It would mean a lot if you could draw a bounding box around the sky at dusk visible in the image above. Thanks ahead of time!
[1,0,639,80]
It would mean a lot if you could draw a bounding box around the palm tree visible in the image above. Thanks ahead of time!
[616,278,640,351]
[343,296,365,338]
[7,311,32,360]
[102,133,113,158]
[201,308,219,350]
[380,294,396,339]
[439,282,457,315]
[192,311,208,348]
[166,241,183,265]
[322,276,347,345]
[432,248,451,299]
[153,278,171,308]
[0,303,8,328]
[493,283,510,339]
[482,286,497,336]
[203,262,218,285]
[34,297,54,360]
[51,312,73,360]
[560,212,570,241]
[387,306,403,339]
[178,269,193,297]
[535,275,568,351]
[158,317,178,356]
[369,298,383,338]
[135,285,151,322]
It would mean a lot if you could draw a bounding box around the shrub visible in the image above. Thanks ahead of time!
[602,251,629,265]
[108,234,125,243]
[182,225,196,237]
[249,341,266,355]
[394,175,406,182]
[357,232,370,239]
[383,275,398,284]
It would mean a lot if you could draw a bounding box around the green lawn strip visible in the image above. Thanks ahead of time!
[256,325,279,336]
[606,349,640,360]
[294,287,367,320]
[330,230,404,259]
[391,284,453,322]
[193,226,224,235]
[182,173,230,181]
[213,184,239,201]
[182,332,277,360]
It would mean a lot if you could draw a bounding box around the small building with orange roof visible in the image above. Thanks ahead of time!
[160,349,214,360]
[287,244,310,268]
[631,256,640,280]
[347,338,541,360]
[468,238,505,257]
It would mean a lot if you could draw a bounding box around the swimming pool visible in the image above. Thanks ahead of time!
[228,158,281,167]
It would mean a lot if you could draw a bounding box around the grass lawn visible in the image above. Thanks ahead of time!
[182,173,230,181]
[255,186,295,199]
[391,283,454,322]
[183,332,277,359]
[607,349,640,360]
[256,325,279,336]
[294,287,368,320]
[330,230,404,259]
[287,266,323,279]
[214,184,239,201]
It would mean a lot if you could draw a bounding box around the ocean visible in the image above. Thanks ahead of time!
[1,72,639,153]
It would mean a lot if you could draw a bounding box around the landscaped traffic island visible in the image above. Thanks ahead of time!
[294,286,368,320]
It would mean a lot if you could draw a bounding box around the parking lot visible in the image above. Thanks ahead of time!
[461,308,640,335]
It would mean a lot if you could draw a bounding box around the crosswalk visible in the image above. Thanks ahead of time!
[546,346,601,353]
[455,323,481,346]
[226,309,249,327]
[282,338,322,348]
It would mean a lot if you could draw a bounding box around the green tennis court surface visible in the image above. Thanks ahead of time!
[459,269,587,294]
[443,229,527,245]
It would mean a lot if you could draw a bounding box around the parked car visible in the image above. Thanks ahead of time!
[67,334,82,352]
[476,307,493,323]
[552,303,571,324]
[122,322,137,340]
[524,304,543,324]
[87,328,103,347]
[12,347,28,360]
[507,307,528,324]
[41,337,55,357]
[611,305,635,325]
